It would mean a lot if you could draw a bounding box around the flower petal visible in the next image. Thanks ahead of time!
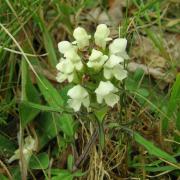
[67,73,74,82]
[73,27,91,49]
[109,38,127,55]
[58,41,72,54]
[113,64,128,81]
[96,94,103,104]
[95,81,114,96]
[104,55,124,68]
[89,49,103,61]
[68,99,82,112]
[67,85,88,99]
[56,72,67,83]
[94,24,110,49]
[103,68,112,79]
[82,96,90,108]
[104,93,119,107]
[74,61,83,71]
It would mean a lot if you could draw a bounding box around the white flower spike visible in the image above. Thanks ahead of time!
[67,85,90,112]
[109,38,129,59]
[103,55,127,80]
[95,81,119,107]
[87,49,108,69]
[73,27,91,49]
[94,24,112,49]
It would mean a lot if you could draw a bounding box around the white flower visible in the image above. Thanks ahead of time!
[103,55,127,80]
[73,27,91,49]
[67,85,90,112]
[58,40,82,65]
[109,38,129,59]
[95,81,119,107]
[8,136,36,164]
[94,24,111,49]
[58,41,73,54]
[87,49,108,69]
[56,59,75,82]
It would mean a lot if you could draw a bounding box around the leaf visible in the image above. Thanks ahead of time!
[67,154,74,171]
[29,153,49,169]
[37,14,57,67]
[0,174,8,180]
[37,76,75,148]
[145,165,177,172]
[37,76,64,108]
[134,132,177,163]
[95,107,107,149]
[162,74,180,132]
[0,134,16,156]
[51,169,85,180]
[20,59,40,128]
[95,106,108,123]
[133,68,144,82]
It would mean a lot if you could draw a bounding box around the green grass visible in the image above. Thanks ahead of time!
[0,0,179,179]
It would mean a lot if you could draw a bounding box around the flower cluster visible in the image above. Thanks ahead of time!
[56,24,128,112]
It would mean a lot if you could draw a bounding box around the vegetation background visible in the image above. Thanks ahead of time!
[0,0,179,179]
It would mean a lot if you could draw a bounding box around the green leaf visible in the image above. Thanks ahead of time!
[37,76,64,108]
[145,165,177,172]
[37,14,57,67]
[37,76,74,148]
[162,74,180,132]
[95,106,108,123]
[133,68,144,82]
[29,153,49,169]
[0,174,8,180]
[0,134,16,156]
[20,60,40,128]
[134,132,177,163]
[51,169,85,180]
[67,154,74,171]
[95,107,107,149]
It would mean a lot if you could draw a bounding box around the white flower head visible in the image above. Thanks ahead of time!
[109,38,129,59]
[67,85,90,112]
[87,49,108,69]
[73,27,91,49]
[94,24,111,49]
[103,55,127,80]
[95,81,119,107]
[56,59,75,83]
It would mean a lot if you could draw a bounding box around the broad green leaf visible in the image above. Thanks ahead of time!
[29,153,49,169]
[37,76,74,148]
[134,132,177,163]
[37,76,64,108]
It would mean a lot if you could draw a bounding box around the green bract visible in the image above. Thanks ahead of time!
[56,24,129,112]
